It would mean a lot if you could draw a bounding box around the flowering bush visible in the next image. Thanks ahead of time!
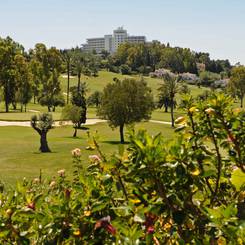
[0,93,245,244]
[149,68,176,78]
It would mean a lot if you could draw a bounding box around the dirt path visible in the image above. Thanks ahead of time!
[149,120,172,125]
[0,119,171,127]
[0,119,107,127]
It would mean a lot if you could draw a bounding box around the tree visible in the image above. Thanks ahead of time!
[31,113,53,152]
[87,91,102,107]
[98,78,154,143]
[31,44,65,112]
[87,54,100,77]
[158,93,171,112]
[199,71,221,87]
[158,47,184,73]
[70,84,87,131]
[72,49,86,91]
[13,54,33,112]
[30,59,42,104]
[228,66,245,107]
[0,37,23,112]
[158,74,181,127]
[120,64,131,75]
[61,49,73,104]
[62,104,83,137]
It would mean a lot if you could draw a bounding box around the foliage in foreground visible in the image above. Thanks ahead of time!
[0,93,245,244]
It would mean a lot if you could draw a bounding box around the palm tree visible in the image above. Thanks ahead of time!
[61,49,73,104]
[72,50,86,92]
[158,73,181,127]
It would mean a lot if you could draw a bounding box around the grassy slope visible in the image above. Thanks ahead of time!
[0,121,174,186]
[0,71,208,121]
[0,71,225,185]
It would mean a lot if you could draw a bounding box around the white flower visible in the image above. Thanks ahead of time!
[205,108,215,115]
[71,148,81,157]
[33,178,40,184]
[49,181,56,188]
[57,169,65,177]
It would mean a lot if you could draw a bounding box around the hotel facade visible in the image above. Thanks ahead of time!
[82,27,146,54]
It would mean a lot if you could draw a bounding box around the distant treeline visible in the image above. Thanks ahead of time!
[0,35,236,113]
[104,41,232,75]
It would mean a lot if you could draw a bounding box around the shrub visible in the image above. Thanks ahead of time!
[1,93,245,243]
[120,64,131,75]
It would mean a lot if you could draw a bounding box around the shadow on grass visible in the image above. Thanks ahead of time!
[62,136,84,140]
[78,126,90,130]
[101,140,129,145]
[0,110,21,113]
[33,151,59,154]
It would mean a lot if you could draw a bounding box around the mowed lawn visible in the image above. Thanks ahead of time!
[60,71,209,98]
[0,71,208,122]
[0,121,174,187]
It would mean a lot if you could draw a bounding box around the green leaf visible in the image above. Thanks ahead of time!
[0,230,10,238]
[223,204,237,218]
[206,207,222,220]
[231,168,245,190]
[202,169,216,178]
[92,201,108,212]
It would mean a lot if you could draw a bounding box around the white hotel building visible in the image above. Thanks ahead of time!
[82,27,146,54]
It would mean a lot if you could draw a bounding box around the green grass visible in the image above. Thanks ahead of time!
[151,109,185,122]
[60,71,130,96]
[60,71,208,98]
[0,121,175,186]
[0,71,208,121]
[0,71,231,186]
[0,106,98,121]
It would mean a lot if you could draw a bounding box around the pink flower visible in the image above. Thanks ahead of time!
[89,155,101,163]
[144,213,157,234]
[95,216,116,235]
[147,226,155,234]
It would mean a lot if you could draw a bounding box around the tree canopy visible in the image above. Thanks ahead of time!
[228,66,245,107]
[98,78,154,143]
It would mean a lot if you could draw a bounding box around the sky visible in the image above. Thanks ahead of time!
[0,0,244,64]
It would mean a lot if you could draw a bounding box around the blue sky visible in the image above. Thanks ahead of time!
[1,0,244,64]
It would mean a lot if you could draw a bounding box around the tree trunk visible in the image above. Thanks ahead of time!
[240,95,243,108]
[77,74,81,91]
[73,127,77,137]
[24,104,27,112]
[20,104,23,112]
[170,98,174,128]
[164,98,168,112]
[34,95,36,104]
[5,99,9,113]
[40,132,51,152]
[67,65,70,104]
[119,124,125,144]
[12,102,17,110]
[4,82,9,112]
